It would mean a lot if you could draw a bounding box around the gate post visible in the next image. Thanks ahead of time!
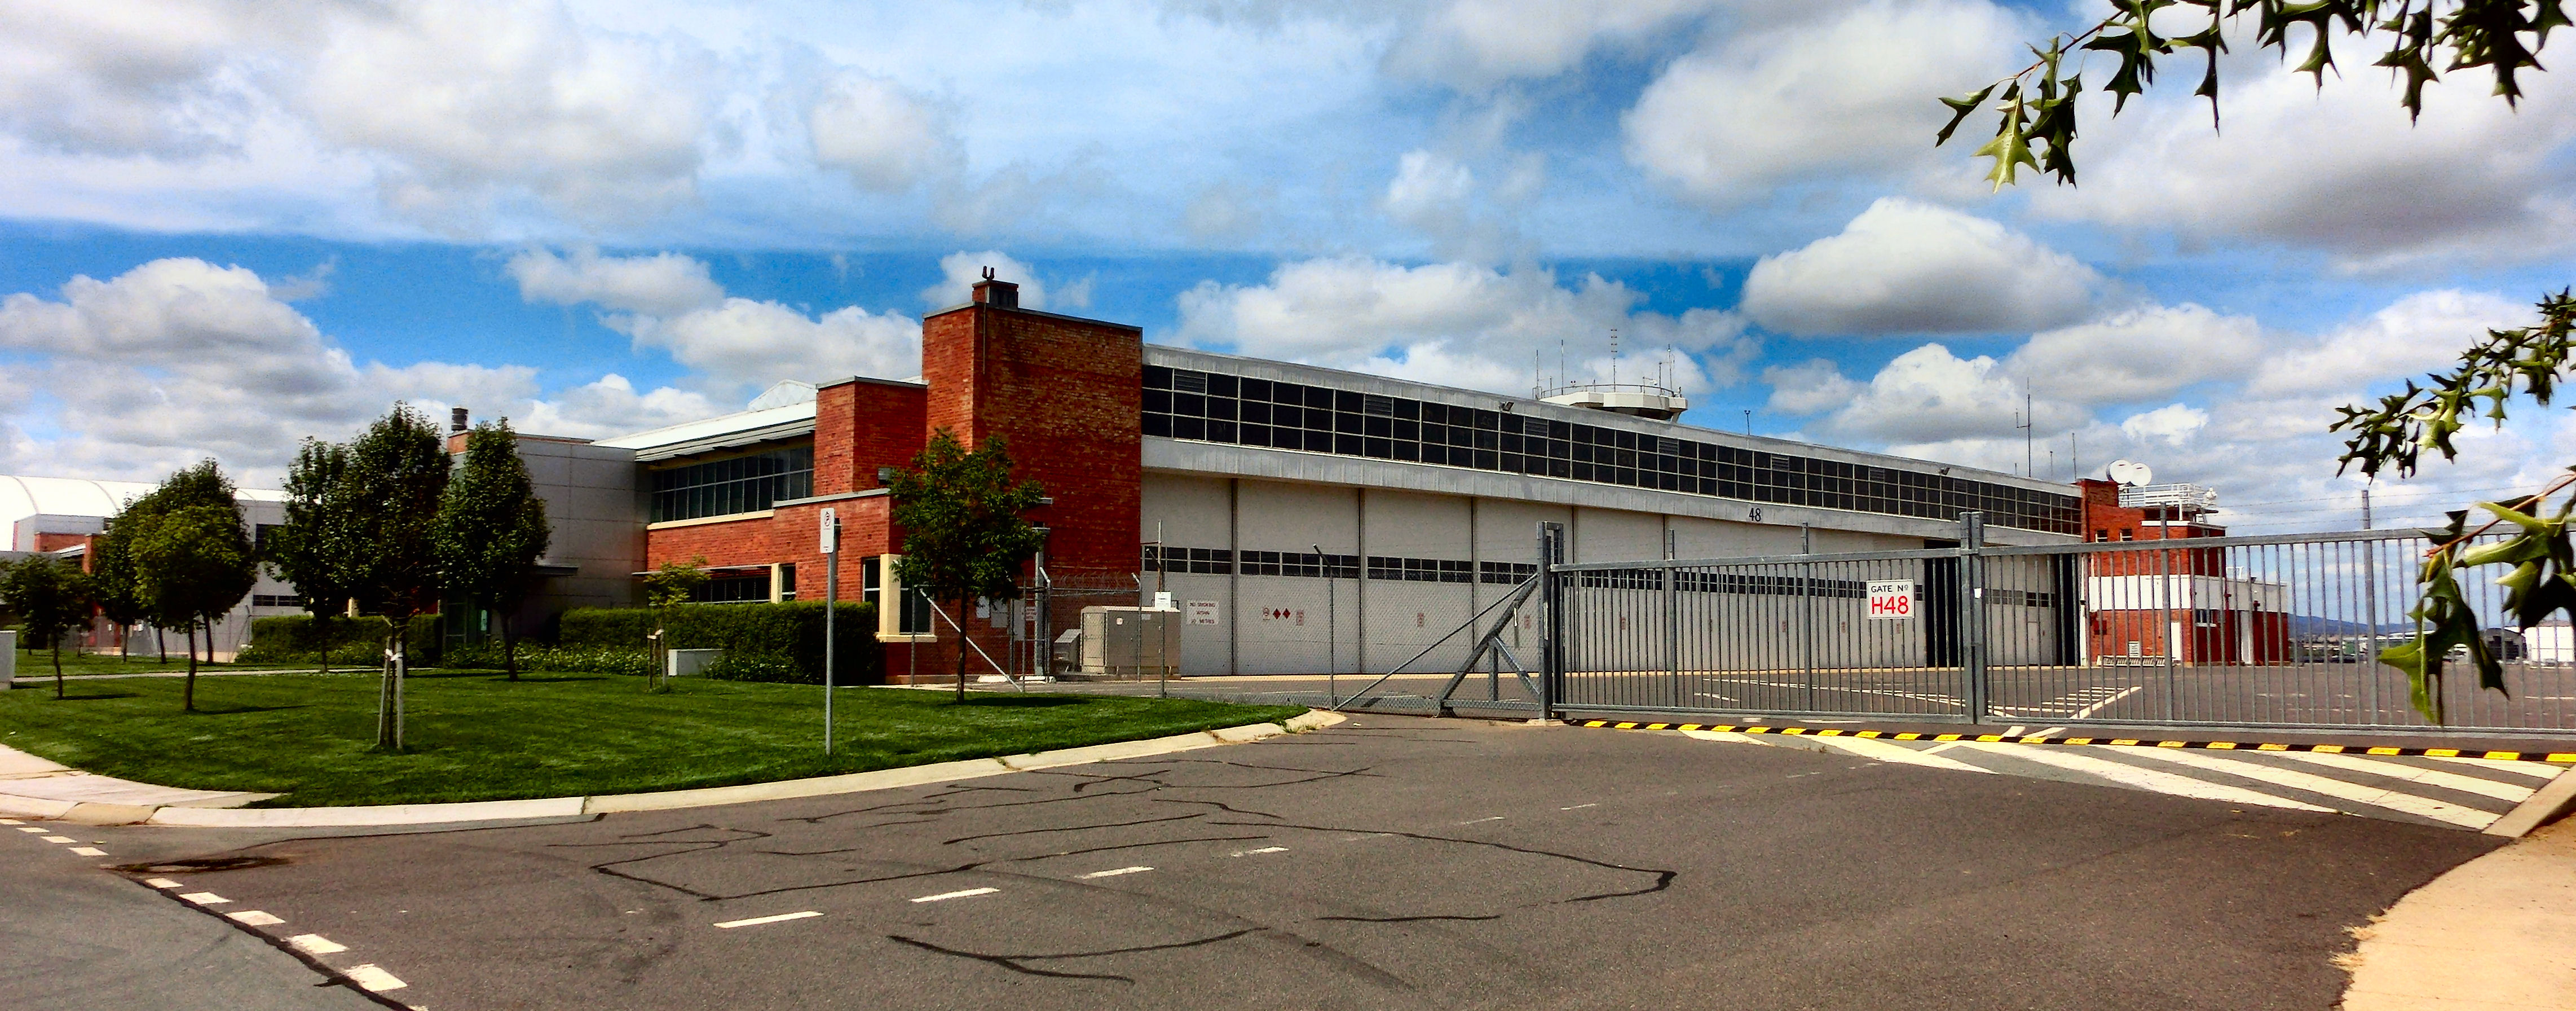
[1538,521,1565,723]
[1960,511,1989,723]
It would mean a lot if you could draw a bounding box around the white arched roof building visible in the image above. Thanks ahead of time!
[1,474,285,552]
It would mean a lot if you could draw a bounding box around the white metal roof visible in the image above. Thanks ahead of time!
[0,473,285,529]
[596,401,818,456]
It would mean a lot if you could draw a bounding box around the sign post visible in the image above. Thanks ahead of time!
[821,507,839,755]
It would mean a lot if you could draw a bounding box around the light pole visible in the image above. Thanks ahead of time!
[821,507,839,755]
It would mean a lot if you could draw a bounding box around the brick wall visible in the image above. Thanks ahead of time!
[814,379,927,496]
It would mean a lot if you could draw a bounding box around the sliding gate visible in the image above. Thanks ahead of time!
[1543,515,2576,736]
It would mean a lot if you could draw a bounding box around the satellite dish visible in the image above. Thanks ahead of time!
[2106,459,2153,486]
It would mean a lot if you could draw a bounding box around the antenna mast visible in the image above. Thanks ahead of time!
[1609,328,1619,385]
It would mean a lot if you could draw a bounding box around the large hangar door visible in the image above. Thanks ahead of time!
[1922,539,1960,668]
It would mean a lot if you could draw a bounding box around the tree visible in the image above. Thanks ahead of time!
[343,405,450,749]
[119,461,257,712]
[1,555,94,698]
[434,422,552,681]
[1939,0,2569,722]
[642,557,708,692]
[888,429,1046,702]
[86,526,144,663]
[271,437,361,676]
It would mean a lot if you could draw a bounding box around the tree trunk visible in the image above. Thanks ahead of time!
[377,632,397,749]
[156,627,166,663]
[182,625,199,712]
[315,613,330,676]
[502,609,519,682]
[955,595,971,702]
[51,640,64,699]
[392,634,406,751]
[118,624,129,663]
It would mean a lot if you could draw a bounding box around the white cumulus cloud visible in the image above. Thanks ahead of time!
[806,71,958,192]
[1741,197,2107,336]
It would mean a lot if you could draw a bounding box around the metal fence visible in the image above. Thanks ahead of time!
[1540,515,2576,736]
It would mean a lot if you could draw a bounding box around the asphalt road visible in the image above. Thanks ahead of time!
[20,717,2506,1010]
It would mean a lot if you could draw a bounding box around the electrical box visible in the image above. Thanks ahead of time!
[1079,606,1180,679]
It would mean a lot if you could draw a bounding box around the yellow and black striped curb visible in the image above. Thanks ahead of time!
[1569,720,2576,764]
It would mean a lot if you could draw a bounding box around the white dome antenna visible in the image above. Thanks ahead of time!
[2106,459,2153,486]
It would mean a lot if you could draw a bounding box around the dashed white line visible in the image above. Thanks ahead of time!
[2070,687,2143,719]
[13,827,46,833]
[910,887,1000,903]
[2262,750,2539,803]
[1079,866,1153,879]
[178,892,231,905]
[1229,846,1289,857]
[1458,816,1504,825]
[39,836,72,843]
[2116,746,2502,829]
[288,934,347,955]
[714,911,823,929]
[70,847,105,856]
[227,911,285,926]
[144,878,183,889]
[342,964,408,992]
[0,818,20,824]
[1560,803,1598,810]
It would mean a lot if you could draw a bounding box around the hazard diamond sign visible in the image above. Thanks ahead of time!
[1867,580,1916,619]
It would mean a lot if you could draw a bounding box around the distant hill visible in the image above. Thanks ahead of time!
[2287,615,2386,638]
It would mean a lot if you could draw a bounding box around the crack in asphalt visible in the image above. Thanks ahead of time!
[941,812,1207,846]
[1312,913,1502,923]
[884,928,1264,983]
[1206,819,1678,905]
[1148,797,1284,819]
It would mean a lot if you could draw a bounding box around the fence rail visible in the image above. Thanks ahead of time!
[1537,516,2576,736]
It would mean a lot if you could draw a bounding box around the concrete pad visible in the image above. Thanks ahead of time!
[2344,816,2576,1010]
[61,802,157,826]
[1208,723,1286,744]
[149,796,588,828]
[997,731,1229,770]
[585,758,1016,814]
[1283,710,1344,732]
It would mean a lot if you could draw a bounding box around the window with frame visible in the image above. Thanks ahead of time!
[649,443,815,522]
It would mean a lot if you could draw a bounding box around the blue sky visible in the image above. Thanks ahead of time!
[2,0,2571,534]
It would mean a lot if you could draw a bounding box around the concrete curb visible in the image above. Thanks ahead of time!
[5,710,1347,829]
[2487,766,2576,838]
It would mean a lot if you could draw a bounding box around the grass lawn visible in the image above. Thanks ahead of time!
[10,649,314,678]
[0,670,1307,807]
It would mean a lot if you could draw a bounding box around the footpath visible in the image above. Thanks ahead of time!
[2343,813,2576,1010]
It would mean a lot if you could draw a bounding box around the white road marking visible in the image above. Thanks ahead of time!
[70,847,105,856]
[2261,751,2538,803]
[178,892,230,905]
[1560,803,1598,810]
[342,964,408,992]
[1459,816,1504,824]
[2070,686,2143,719]
[2004,726,2027,737]
[2115,747,2500,829]
[1230,846,1290,856]
[288,934,347,955]
[910,887,1000,903]
[1952,743,2333,812]
[714,911,823,929]
[39,836,72,843]
[2419,755,2565,781]
[0,818,19,824]
[1079,866,1153,879]
[228,911,285,926]
[14,827,46,833]
[1811,735,1996,774]
[144,878,183,889]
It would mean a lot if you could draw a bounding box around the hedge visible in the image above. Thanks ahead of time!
[440,643,652,678]
[559,601,879,684]
[240,614,442,665]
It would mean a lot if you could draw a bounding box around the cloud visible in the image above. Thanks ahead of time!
[1386,0,1726,89]
[1768,343,2084,446]
[2002,304,2263,405]
[1175,255,1756,397]
[1741,198,2107,336]
[1623,0,2023,205]
[624,299,921,392]
[0,0,284,159]
[2248,289,2535,397]
[508,245,726,317]
[1183,182,1267,241]
[2030,36,2576,266]
[1761,359,1861,414]
[0,257,721,482]
[2119,403,2207,447]
[805,71,957,191]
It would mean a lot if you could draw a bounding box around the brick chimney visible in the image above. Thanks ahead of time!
[450,406,469,433]
[969,266,1018,309]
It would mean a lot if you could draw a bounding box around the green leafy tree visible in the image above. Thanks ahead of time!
[121,462,257,712]
[888,429,1046,702]
[1940,0,2569,721]
[434,421,553,681]
[1,555,94,697]
[86,528,144,663]
[271,437,361,676]
[343,405,450,749]
[642,557,708,692]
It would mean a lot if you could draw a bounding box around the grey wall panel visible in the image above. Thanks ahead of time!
[1140,473,1231,548]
